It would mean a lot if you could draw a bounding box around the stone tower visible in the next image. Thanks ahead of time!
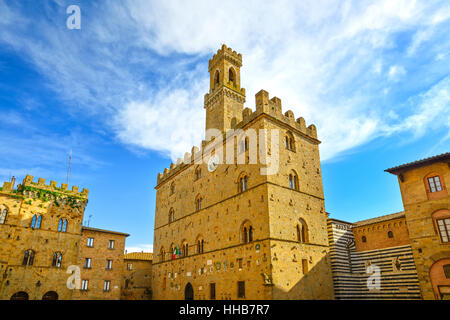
[152,45,334,300]
[204,44,246,133]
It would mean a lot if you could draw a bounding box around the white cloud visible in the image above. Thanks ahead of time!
[0,0,449,164]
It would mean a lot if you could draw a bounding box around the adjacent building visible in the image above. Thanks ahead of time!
[121,252,153,300]
[328,152,449,300]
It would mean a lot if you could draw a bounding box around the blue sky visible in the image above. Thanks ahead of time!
[0,0,449,252]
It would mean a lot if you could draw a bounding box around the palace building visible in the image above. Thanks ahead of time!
[152,44,335,300]
[0,175,129,300]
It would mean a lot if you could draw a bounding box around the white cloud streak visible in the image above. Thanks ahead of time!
[0,0,449,163]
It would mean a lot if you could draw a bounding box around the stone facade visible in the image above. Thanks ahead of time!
[0,175,129,300]
[72,227,129,300]
[152,45,334,300]
[328,153,450,300]
[121,252,153,300]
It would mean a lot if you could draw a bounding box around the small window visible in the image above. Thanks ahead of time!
[108,240,115,249]
[195,167,202,180]
[197,238,204,254]
[238,258,243,269]
[388,231,394,238]
[169,208,175,224]
[31,215,41,229]
[239,176,248,193]
[127,263,132,270]
[58,218,68,232]
[237,281,245,298]
[444,264,450,279]
[196,196,203,211]
[229,68,235,85]
[0,208,7,224]
[210,283,216,300]
[437,218,450,243]
[428,176,443,193]
[36,215,42,229]
[84,258,92,269]
[106,259,113,270]
[87,238,94,247]
[362,236,367,243]
[81,280,89,291]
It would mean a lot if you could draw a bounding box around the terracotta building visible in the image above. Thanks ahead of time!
[385,152,450,299]
[121,252,153,300]
[0,175,129,300]
[152,45,334,300]
[328,152,449,300]
[72,227,129,300]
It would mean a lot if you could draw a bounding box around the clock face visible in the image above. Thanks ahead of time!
[208,155,219,172]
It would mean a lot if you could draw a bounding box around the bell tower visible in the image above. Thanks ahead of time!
[204,44,246,133]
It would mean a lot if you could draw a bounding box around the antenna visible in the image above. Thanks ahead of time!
[66,150,72,185]
[87,214,93,227]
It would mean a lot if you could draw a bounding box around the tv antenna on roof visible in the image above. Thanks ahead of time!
[66,149,72,185]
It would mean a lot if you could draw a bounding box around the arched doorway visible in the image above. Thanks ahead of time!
[10,291,29,300]
[184,282,194,300]
[42,291,58,300]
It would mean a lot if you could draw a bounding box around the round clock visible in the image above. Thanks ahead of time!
[207,155,219,172]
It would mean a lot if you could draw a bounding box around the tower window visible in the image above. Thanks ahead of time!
[297,219,308,243]
[169,208,175,224]
[289,171,299,190]
[229,68,235,85]
[285,132,295,152]
[214,70,220,86]
[428,176,442,193]
[31,214,42,229]
[195,196,203,211]
[0,207,8,224]
[362,236,367,243]
[241,221,253,243]
[388,231,394,238]
[58,218,68,232]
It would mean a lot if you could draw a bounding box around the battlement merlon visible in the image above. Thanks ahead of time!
[208,44,242,72]
[20,175,89,198]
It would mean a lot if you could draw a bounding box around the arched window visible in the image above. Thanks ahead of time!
[195,167,202,180]
[0,206,7,224]
[160,247,166,262]
[182,241,189,257]
[36,215,42,229]
[195,195,203,211]
[289,171,299,190]
[52,252,63,268]
[170,182,175,195]
[388,231,394,238]
[169,208,175,224]
[427,175,443,193]
[10,292,29,300]
[285,132,295,151]
[444,264,450,279]
[196,235,204,254]
[297,219,308,243]
[229,68,235,85]
[31,215,37,228]
[22,249,35,266]
[362,236,367,243]
[214,70,220,86]
[240,221,253,244]
[58,218,68,232]
[239,174,248,193]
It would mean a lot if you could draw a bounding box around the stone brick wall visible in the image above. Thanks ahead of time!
[72,227,128,300]
[122,253,153,300]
